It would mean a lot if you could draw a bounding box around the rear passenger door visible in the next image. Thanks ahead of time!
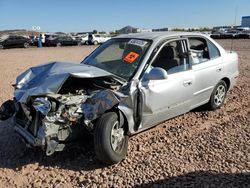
[188,37,223,109]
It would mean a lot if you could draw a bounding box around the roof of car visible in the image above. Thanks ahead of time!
[115,31,205,41]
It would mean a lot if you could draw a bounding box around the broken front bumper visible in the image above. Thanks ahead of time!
[13,102,69,155]
[14,122,40,146]
[10,89,121,155]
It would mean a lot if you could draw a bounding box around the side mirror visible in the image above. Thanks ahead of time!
[143,67,168,81]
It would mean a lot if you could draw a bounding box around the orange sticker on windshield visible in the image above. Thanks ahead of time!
[123,52,139,63]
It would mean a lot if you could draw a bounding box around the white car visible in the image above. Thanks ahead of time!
[74,34,89,45]
[88,34,111,45]
[0,32,239,164]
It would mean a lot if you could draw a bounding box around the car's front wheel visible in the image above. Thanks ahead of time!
[56,42,62,47]
[0,44,3,49]
[24,42,30,48]
[93,40,98,45]
[94,112,128,165]
[208,80,227,110]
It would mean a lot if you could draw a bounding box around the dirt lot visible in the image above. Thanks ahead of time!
[0,40,249,188]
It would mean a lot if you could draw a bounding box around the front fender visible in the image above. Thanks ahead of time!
[118,104,136,135]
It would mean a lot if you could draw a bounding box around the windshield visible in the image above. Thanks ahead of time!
[81,38,151,80]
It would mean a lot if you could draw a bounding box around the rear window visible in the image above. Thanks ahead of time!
[207,40,220,59]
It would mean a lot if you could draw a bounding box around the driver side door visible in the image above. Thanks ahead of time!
[138,39,195,129]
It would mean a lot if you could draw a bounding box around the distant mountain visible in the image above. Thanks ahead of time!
[116,25,138,34]
[0,29,40,37]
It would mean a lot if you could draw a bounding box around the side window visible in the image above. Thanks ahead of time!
[7,37,14,41]
[189,38,209,65]
[189,37,220,65]
[150,40,190,74]
[207,40,220,59]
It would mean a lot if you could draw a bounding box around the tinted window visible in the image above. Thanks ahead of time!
[8,36,15,40]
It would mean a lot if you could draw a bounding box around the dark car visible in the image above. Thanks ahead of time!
[238,31,250,39]
[45,36,80,47]
[220,31,239,39]
[210,32,222,39]
[0,36,31,49]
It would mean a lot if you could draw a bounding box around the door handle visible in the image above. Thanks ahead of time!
[216,67,222,72]
[183,80,192,86]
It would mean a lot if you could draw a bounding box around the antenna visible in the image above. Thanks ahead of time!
[230,6,238,51]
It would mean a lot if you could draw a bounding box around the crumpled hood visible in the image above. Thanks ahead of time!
[14,61,113,102]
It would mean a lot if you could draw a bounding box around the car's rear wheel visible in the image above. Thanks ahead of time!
[93,40,98,45]
[56,42,62,47]
[0,44,3,49]
[94,112,128,165]
[207,80,227,110]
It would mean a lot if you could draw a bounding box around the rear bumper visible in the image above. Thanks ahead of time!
[229,71,239,90]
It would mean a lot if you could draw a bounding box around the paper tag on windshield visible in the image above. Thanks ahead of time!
[123,52,140,63]
[128,39,147,47]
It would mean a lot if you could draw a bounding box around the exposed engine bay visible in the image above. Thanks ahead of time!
[11,75,123,155]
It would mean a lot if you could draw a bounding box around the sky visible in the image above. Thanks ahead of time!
[0,0,249,32]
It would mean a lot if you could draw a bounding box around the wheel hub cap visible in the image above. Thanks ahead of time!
[214,85,226,106]
[111,121,124,151]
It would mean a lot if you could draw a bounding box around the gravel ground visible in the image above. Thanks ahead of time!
[0,40,249,188]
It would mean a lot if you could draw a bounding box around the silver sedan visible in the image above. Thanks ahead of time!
[0,32,239,164]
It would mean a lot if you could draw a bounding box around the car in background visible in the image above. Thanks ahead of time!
[75,34,89,45]
[88,34,111,45]
[45,36,80,47]
[202,31,211,37]
[220,31,239,39]
[45,33,59,41]
[0,35,31,49]
[210,31,222,39]
[0,32,239,164]
[238,31,250,39]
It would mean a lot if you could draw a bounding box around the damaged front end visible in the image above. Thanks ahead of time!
[14,86,121,156]
[14,93,88,155]
[1,62,125,156]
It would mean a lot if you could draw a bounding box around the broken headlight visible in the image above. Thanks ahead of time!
[33,98,51,115]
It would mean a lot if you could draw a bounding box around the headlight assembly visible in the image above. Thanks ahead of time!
[33,97,51,115]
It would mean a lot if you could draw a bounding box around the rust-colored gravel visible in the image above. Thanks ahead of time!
[0,40,249,188]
